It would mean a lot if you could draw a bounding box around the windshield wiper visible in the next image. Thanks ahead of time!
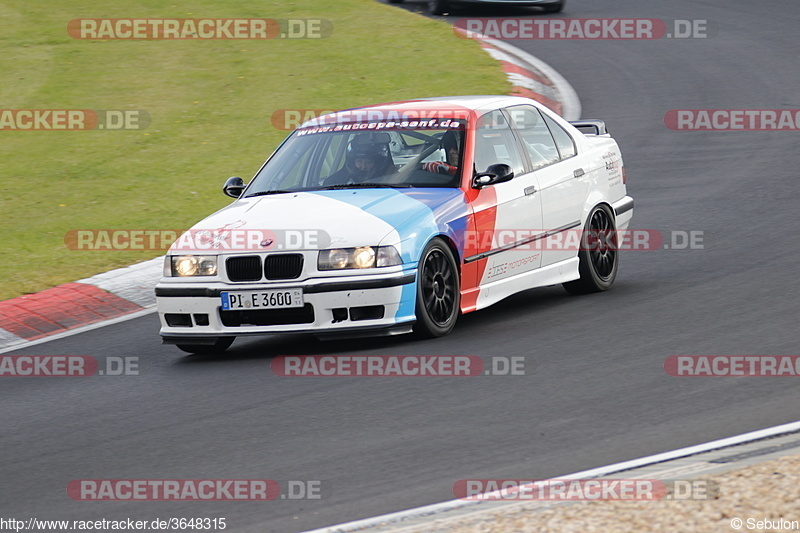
[318,183,414,190]
[245,190,297,198]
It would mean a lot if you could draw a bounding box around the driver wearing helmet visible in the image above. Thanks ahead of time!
[422,130,460,176]
[324,132,394,186]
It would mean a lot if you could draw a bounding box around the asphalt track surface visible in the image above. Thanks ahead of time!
[4,1,800,531]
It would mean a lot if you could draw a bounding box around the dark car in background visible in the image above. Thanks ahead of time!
[389,0,564,16]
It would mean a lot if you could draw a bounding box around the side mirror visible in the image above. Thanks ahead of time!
[472,164,514,189]
[223,176,246,198]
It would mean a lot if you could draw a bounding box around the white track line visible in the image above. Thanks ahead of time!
[477,35,582,121]
[301,420,800,533]
[0,306,157,355]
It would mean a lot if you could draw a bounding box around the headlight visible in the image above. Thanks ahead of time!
[318,246,402,270]
[169,255,218,277]
[353,246,376,268]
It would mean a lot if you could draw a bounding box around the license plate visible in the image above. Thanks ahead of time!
[221,289,304,311]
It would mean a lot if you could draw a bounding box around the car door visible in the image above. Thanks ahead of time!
[470,109,543,290]
[506,105,589,267]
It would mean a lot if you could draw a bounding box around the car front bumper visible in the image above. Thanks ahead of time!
[156,269,418,343]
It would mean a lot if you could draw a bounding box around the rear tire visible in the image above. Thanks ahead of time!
[176,337,235,355]
[414,238,460,338]
[563,204,618,294]
[428,0,450,15]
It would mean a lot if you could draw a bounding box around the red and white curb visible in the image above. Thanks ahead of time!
[468,31,581,120]
[0,40,580,353]
[0,258,161,352]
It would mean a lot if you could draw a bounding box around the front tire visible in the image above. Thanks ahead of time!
[563,204,618,294]
[176,337,235,355]
[428,0,450,15]
[414,239,460,338]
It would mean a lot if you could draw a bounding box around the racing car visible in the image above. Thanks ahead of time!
[388,0,565,17]
[155,95,632,353]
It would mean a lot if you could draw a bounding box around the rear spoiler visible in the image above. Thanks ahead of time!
[569,119,608,136]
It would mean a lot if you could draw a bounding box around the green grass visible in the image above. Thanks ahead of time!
[0,0,509,301]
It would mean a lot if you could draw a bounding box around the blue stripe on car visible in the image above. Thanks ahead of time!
[309,189,470,323]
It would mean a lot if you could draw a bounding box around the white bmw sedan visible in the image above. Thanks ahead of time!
[155,95,632,353]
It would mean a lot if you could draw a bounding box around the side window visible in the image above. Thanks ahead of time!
[319,134,348,179]
[506,106,560,170]
[272,140,317,189]
[474,110,524,176]
[542,113,577,160]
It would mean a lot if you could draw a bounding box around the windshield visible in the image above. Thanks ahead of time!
[245,120,466,196]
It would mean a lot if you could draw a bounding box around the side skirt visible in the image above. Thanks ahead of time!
[461,257,580,312]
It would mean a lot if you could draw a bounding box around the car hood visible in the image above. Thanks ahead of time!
[170,189,465,254]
